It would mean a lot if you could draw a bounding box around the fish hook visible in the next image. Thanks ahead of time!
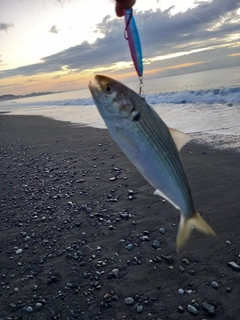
[139,76,143,96]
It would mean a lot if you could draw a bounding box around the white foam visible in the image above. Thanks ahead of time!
[1,86,240,109]
[8,101,240,137]
[147,87,240,104]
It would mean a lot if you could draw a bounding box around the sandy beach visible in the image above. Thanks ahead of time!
[0,114,240,320]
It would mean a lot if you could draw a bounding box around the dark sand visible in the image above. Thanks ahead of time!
[0,115,240,320]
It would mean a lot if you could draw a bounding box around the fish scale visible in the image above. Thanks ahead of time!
[133,99,185,178]
[135,102,194,213]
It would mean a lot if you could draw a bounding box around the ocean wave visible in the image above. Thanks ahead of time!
[147,87,240,104]
[3,86,240,108]
[1,97,95,108]
[30,97,94,107]
[146,87,240,104]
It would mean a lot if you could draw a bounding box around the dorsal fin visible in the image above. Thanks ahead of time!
[168,128,192,151]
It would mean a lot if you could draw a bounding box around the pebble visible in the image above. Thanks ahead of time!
[178,288,184,295]
[179,266,185,272]
[186,289,193,295]
[136,305,143,313]
[202,301,215,315]
[153,256,162,263]
[162,255,173,264]
[104,293,111,300]
[133,256,141,265]
[31,284,38,291]
[187,304,198,315]
[226,240,231,245]
[140,235,149,242]
[188,269,195,275]
[35,302,43,310]
[159,227,165,234]
[181,258,190,265]
[228,261,240,271]
[152,240,160,249]
[178,306,184,313]
[125,243,133,251]
[124,297,134,306]
[112,269,119,277]
[211,281,219,289]
[16,248,23,254]
[120,212,129,219]
[25,306,33,312]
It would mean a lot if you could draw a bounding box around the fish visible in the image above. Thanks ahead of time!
[89,75,216,250]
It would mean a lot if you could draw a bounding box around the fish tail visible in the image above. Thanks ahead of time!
[176,211,216,251]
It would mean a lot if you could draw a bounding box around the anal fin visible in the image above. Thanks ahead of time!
[154,189,180,210]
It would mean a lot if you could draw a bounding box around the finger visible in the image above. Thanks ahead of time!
[115,0,136,17]
[116,0,136,10]
[115,3,125,17]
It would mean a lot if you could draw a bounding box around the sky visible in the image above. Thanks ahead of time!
[0,0,240,95]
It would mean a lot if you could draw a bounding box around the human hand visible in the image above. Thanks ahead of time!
[115,0,136,17]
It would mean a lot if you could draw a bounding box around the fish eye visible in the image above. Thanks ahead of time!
[103,84,113,94]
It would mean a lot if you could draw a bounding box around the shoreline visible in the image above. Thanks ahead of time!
[2,111,240,151]
[0,114,240,320]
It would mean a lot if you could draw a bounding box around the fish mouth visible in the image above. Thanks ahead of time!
[89,75,115,98]
[88,79,96,96]
[89,76,102,97]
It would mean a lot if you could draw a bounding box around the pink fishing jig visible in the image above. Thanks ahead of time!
[124,8,143,95]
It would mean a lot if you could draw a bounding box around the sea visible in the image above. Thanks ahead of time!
[1,66,240,149]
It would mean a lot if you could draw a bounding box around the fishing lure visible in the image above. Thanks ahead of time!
[124,8,143,95]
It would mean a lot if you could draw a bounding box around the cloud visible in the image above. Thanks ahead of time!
[229,53,240,56]
[1,0,240,79]
[0,22,14,32]
[49,25,60,34]
[52,75,61,79]
[26,78,39,82]
[0,55,7,67]
[0,82,24,89]
[137,0,240,57]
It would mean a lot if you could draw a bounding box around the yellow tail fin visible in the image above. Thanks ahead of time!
[176,212,216,251]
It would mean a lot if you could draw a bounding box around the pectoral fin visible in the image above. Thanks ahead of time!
[168,128,192,151]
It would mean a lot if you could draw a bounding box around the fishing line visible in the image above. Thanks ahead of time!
[124,9,132,40]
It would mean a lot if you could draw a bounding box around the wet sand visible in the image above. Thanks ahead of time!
[0,114,240,320]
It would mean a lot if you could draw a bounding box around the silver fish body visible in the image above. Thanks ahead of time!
[89,75,215,249]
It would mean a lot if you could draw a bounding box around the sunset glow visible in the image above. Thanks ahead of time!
[1,0,239,95]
